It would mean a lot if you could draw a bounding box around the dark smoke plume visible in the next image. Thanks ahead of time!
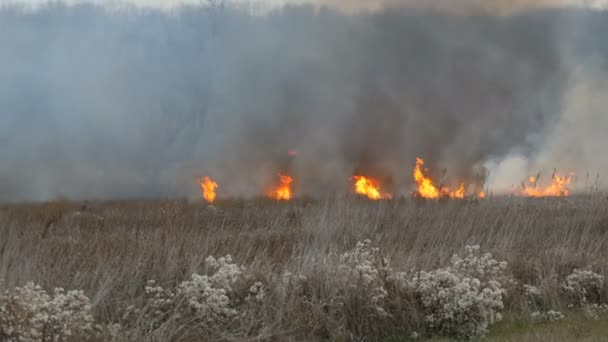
[0,2,606,201]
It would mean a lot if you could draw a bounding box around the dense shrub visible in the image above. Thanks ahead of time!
[401,246,508,339]
[0,283,100,342]
[121,255,265,336]
[562,269,608,319]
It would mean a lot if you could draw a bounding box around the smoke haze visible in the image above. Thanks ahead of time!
[0,1,606,201]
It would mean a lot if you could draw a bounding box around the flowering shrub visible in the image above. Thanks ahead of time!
[177,255,245,322]
[335,240,392,318]
[531,310,565,322]
[0,283,100,342]
[582,303,608,320]
[331,242,508,339]
[123,255,264,335]
[248,281,266,302]
[403,246,508,339]
[203,255,246,292]
[450,246,509,286]
[176,273,238,327]
[562,269,604,307]
[523,284,541,298]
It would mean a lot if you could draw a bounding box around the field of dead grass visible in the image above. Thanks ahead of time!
[1,195,607,341]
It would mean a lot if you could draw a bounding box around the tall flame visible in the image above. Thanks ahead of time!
[352,175,390,200]
[413,157,466,199]
[413,158,441,198]
[521,172,573,197]
[269,174,293,200]
[198,176,218,203]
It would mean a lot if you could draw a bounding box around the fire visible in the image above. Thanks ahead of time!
[198,176,218,203]
[352,175,391,200]
[269,174,293,200]
[413,157,466,199]
[413,158,441,198]
[451,183,466,199]
[521,171,573,197]
[478,191,487,199]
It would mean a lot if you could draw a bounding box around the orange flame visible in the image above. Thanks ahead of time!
[413,158,441,198]
[352,175,391,200]
[198,176,218,203]
[269,174,293,200]
[521,172,573,197]
[450,183,466,199]
[413,158,466,199]
[478,191,487,199]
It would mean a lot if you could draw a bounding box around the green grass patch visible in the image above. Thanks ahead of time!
[485,312,608,341]
[383,312,608,341]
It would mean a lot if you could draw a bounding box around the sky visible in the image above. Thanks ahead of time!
[5,0,608,10]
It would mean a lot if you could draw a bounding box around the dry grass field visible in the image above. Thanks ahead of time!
[1,195,608,341]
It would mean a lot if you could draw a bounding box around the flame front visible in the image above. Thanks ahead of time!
[269,174,293,200]
[352,175,390,200]
[413,158,466,199]
[521,172,573,197]
[413,158,441,198]
[198,176,218,203]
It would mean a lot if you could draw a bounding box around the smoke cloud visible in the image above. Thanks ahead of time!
[0,2,606,201]
[486,9,608,192]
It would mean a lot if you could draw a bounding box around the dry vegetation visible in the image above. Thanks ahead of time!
[1,196,608,341]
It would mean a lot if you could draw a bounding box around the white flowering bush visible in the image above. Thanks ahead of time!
[176,273,239,327]
[450,245,509,286]
[523,284,541,298]
[582,303,608,320]
[203,255,246,292]
[248,281,266,303]
[326,242,510,339]
[0,283,100,342]
[558,268,607,319]
[410,270,504,338]
[531,310,565,322]
[402,246,508,339]
[335,240,392,319]
[562,269,604,307]
[123,255,265,336]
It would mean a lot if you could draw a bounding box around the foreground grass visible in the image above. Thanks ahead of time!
[1,196,608,340]
[486,313,608,341]
[388,313,608,341]
[382,312,608,341]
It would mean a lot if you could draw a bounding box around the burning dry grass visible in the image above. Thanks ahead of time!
[197,176,218,204]
[1,196,608,340]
